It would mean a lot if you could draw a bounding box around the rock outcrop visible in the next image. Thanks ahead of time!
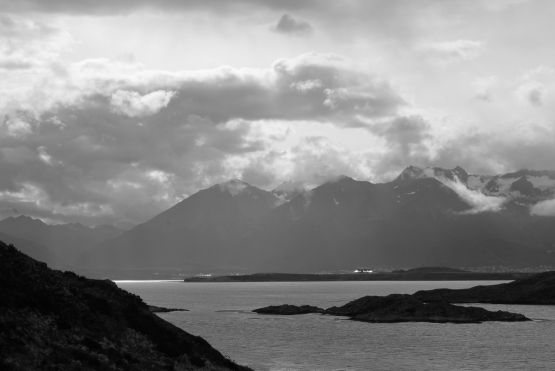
[147,305,189,313]
[253,305,324,315]
[325,294,528,323]
[254,293,531,324]
[0,242,250,371]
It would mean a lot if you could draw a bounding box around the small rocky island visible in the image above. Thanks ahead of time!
[254,294,529,323]
[148,305,189,313]
[253,272,555,323]
[0,242,250,371]
[253,305,324,315]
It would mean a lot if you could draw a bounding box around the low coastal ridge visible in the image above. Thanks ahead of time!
[184,267,533,282]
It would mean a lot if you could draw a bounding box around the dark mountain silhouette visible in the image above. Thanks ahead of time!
[80,167,555,274]
[0,241,250,370]
[0,216,122,268]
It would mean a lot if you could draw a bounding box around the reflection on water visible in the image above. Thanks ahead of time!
[116,280,555,371]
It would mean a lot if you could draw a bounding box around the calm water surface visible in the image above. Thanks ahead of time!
[116,280,555,371]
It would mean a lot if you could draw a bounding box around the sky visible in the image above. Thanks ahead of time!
[1,0,555,227]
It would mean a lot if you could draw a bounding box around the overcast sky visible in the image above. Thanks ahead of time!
[1,0,555,226]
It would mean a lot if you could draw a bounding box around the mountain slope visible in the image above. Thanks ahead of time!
[244,174,553,271]
[0,241,250,370]
[84,180,279,272]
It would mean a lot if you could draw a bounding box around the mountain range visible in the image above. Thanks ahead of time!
[70,166,555,275]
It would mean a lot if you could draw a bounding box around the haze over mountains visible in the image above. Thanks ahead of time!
[0,216,122,269]
[67,166,555,275]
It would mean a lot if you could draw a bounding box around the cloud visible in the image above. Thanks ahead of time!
[516,66,555,107]
[437,176,506,214]
[273,14,313,36]
[366,116,433,177]
[4,52,404,125]
[110,90,176,117]
[0,14,68,68]
[0,0,318,14]
[472,76,498,102]
[517,82,545,106]
[430,123,555,176]
[530,199,555,216]
[418,40,484,63]
[1,116,33,138]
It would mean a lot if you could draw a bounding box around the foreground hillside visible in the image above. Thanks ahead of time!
[0,242,250,371]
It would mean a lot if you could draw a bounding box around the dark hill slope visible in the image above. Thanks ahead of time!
[0,242,250,371]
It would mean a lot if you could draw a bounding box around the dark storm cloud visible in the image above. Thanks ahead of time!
[273,14,313,36]
[132,53,403,125]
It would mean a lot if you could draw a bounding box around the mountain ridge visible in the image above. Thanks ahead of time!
[78,166,555,275]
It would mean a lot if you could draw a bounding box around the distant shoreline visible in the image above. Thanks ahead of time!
[183,271,533,282]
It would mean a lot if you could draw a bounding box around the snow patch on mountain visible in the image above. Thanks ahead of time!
[437,176,506,214]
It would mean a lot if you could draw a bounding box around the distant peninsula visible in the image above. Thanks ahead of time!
[184,267,532,282]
